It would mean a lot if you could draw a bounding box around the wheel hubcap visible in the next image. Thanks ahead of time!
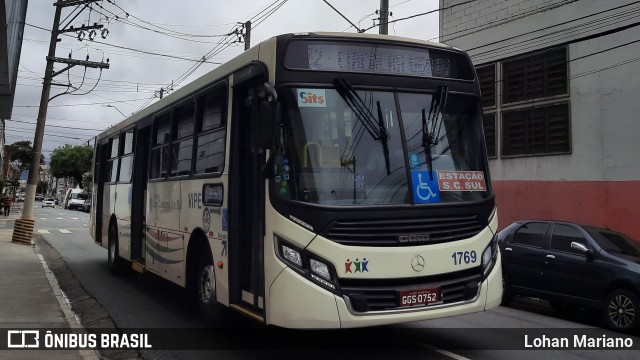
[199,265,215,304]
[608,294,635,328]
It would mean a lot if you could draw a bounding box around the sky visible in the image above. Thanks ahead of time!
[10,0,441,161]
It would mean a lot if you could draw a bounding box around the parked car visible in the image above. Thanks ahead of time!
[64,188,88,210]
[42,197,56,208]
[81,199,91,213]
[35,194,44,201]
[499,220,640,331]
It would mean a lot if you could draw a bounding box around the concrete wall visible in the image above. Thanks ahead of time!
[440,0,640,240]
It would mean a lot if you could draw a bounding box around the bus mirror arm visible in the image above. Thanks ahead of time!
[260,102,281,178]
[257,82,280,150]
[258,101,280,149]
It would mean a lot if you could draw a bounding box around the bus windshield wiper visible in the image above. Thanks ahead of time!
[334,77,391,175]
[421,85,448,181]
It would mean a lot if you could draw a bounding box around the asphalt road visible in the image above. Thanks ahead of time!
[30,205,640,360]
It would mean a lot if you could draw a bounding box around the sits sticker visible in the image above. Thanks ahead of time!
[297,89,326,108]
[411,170,440,204]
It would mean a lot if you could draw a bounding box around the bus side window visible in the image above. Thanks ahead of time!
[151,114,170,179]
[195,90,227,175]
[170,101,195,177]
[106,136,119,183]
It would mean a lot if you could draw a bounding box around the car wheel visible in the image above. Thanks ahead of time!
[604,289,639,331]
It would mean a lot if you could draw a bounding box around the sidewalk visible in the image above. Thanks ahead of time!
[0,207,96,359]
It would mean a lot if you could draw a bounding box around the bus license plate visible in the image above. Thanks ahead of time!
[399,288,441,307]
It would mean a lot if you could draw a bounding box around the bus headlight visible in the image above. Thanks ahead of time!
[275,235,338,292]
[481,234,498,278]
[310,258,331,280]
[281,244,303,267]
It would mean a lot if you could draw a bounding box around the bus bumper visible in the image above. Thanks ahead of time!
[335,254,502,328]
[268,255,502,329]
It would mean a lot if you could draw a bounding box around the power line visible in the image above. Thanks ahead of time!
[362,0,475,33]
[470,5,640,61]
[466,0,640,53]
[24,22,225,64]
[322,0,364,33]
[435,0,578,43]
[10,113,111,125]
[13,97,151,108]
[477,36,640,105]
[92,2,233,43]
[103,0,233,38]
[6,118,106,131]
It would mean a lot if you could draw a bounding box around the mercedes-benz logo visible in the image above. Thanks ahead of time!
[411,254,425,272]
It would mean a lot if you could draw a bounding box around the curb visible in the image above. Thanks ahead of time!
[32,233,101,360]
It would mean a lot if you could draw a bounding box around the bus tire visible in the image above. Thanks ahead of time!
[108,222,128,276]
[197,251,224,326]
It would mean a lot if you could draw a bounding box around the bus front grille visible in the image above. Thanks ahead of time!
[338,268,482,313]
[322,215,485,246]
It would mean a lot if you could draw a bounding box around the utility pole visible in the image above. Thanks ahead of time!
[244,21,251,51]
[379,0,389,35]
[12,0,109,245]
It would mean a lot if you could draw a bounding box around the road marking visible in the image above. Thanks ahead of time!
[59,229,72,234]
[56,217,64,220]
[71,217,79,220]
[420,343,470,360]
[37,229,50,234]
[39,218,47,220]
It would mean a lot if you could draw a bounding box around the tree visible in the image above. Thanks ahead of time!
[81,171,93,195]
[37,180,49,195]
[50,145,93,187]
[10,141,46,176]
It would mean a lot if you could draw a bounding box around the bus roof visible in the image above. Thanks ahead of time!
[95,32,458,142]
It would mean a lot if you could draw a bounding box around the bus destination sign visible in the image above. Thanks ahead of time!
[307,43,449,77]
[284,39,474,80]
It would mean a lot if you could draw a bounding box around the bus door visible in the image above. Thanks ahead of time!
[228,72,266,317]
[130,126,151,263]
[94,142,108,245]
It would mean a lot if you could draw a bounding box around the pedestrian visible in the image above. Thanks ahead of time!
[0,194,4,216]
[3,194,13,216]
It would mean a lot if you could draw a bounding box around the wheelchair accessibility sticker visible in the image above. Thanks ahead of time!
[411,171,440,203]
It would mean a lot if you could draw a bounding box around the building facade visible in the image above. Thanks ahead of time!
[440,0,640,240]
[1,0,29,178]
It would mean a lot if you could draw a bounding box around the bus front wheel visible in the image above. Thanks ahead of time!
[108,223,128,275]
[197,252,221,325]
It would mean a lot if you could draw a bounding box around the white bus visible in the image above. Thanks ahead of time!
[90,32,502,329]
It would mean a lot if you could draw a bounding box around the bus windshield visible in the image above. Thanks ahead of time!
[273,87,490,206]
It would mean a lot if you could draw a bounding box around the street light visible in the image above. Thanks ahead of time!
[102,104,127,118]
